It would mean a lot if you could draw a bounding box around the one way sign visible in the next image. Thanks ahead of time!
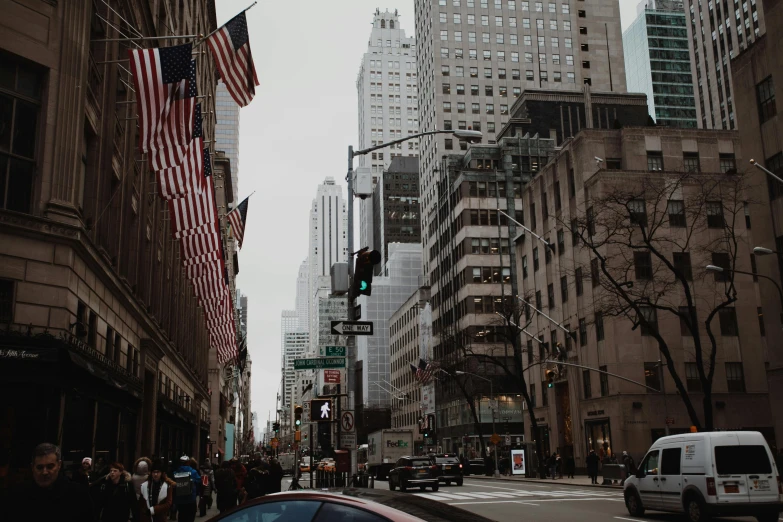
[331,321,374,336]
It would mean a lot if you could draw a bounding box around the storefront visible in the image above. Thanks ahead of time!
[584,416,613,460]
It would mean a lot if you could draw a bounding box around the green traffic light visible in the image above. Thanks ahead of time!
[360,281,368,291]
[548,383,554,388]
[295,420,301,426]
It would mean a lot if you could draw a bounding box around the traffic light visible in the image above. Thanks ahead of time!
[545,369,556,388]
[294,405,303,429]
[273,422,280,433]
[352,249,382,296]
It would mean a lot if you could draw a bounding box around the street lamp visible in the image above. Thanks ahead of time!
[454,370,500,478]
[344,128,483,472]
[705,265,783,325]
[753,246,779,256]
[750,158,783,184]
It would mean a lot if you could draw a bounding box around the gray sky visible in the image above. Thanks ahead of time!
[215,0,638,435]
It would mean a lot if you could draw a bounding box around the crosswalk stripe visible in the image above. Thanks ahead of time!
[450,492,498,499]
[418,492,475,500]
[415,493,450,501]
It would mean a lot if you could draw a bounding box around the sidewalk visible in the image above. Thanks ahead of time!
[466,473,623,489]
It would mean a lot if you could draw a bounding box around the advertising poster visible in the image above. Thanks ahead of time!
[511,449,525,475]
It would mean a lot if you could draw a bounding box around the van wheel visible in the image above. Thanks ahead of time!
[755,513,778,522]
[456,478,463,486]
[399,479,407,492]
[420,486,426,491]
[685,497,710,522]
[389,478,396,491]
[432,485,439,492]
[625,491,645,517]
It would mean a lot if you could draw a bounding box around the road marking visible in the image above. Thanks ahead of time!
[420,492,475,500]
[465,482,548,491]
[465,480,549,488]
[415,493,449,501]
[450,500,541,506]
[614,517,650,522]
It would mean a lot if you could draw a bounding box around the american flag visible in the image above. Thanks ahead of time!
[157,136,203,200]
[128,45,196,154]
[410,359,436,385]
[151,103,202,173]
[207,12,259,107]
[168,148,215,238]
[226,196,250,249]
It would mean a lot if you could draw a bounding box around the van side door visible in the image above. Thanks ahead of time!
[658,445,683,512]
[638,450,662,510]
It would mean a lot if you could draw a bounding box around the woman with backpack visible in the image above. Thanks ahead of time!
[171,456,200,522]
[92,462,139,522]
[139,459,174,522]
[198,460,215,517]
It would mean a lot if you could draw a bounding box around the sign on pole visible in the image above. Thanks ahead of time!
[324,346,346,357]
[340,433,356,448]
[341,411,355,433]
[323,369,341,383]
[490,433,501,445]
[293,357,346,370]
[330,321,374,336]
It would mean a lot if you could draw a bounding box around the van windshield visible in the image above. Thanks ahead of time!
[714,445,771,474]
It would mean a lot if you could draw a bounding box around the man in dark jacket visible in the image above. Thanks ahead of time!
[586,449,600,484]
[93,462,139,522]
[268,458,284,493]
[5,443,94,522]
[172,455,200,522]
[214,461,237,513]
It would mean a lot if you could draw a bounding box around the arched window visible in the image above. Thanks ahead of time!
[390,20,395,28]
[380,19,386,28]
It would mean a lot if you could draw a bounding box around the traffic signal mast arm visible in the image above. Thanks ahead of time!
[545,359,661,393]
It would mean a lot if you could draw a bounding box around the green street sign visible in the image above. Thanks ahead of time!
[293,357,346,370]
[324,346,346,357]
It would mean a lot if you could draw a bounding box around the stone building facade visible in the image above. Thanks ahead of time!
[730,0,783,450]
[0,0,239,476]
[516,127,779,465]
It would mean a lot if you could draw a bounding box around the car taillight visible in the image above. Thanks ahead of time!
[459,464,463,468]
[706,477,716,496]
[404,466,413,471]
[431,465,439,471]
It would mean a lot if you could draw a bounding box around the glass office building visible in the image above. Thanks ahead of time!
[623,1,698,128]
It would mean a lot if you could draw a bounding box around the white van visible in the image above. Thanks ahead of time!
[624,431,782,522]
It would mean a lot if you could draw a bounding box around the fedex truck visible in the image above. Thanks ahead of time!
[367,429,414,480]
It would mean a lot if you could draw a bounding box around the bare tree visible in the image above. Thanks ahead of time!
[562,170,749,431]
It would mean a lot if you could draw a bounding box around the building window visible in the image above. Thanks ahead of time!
[673,252,692,280]
[575,267,583,296]
[683,152,700,172]
[579,318,587,346]
[591,258,599,287]
[548,283,555,308]
[628,199,647,226]
[758,307,766,336]
[583,370,592,398]
[766,153,783,200]
[599,365,608,396]
[725,362,746,392]
[560,275,568,303]
[639,306,657,336]
[685,362,701,392]
[0,279,13,323]
[533,247,539,271]
[719,307,738,336]
[667,200,686,227]
[706,201,724,228]
[647,151,664,171]
[719,153,737,173]
[644,362,660,391]
[679,306,695,336]
[535,290,542,310]
[595,312,604,341]
[522,255,528,278]
[756,76,776,123]
[557,229,565,254]
[634,251,653,280]
[711,252,730,281]
[0,55,43,213]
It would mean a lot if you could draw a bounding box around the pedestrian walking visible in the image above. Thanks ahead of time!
[269,458,284,493]
[586,449,600,485]
[548,453,558,479]
[139,458,175,522]
[622,451,636,476]
[244,459,270,500]
[4,443,94,522]
[93,461,140,522]
[172,455,201,522]
[214,461,238,513]
[556,453,563,478]
[133,457,152,499]
[198,459,215,517]
[73,456,94,487]
[565,454,575,479]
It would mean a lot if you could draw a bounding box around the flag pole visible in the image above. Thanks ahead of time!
[193,1,259,49]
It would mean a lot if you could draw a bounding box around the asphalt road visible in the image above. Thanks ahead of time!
[281,475,774,522]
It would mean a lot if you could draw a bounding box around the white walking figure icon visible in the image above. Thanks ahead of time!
[320,402,331,419]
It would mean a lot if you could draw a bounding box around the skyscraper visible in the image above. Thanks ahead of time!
[296,260,310,330]
[215,82,240,202]
[356,9,419,251]
[685,0,766,129]
[414,0,627,281]
[280,310,308,409]
[623,0,698,128]
[308,178,348,353]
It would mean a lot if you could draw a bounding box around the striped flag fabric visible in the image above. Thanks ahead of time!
[206,12,259,107]
[128,45,196,154]
[226,196,249,249]
[409,359,436,385]
[151,103,203,173]
[168,149,215,238]
[157,136,203,200]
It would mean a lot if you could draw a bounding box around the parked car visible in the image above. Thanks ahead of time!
[469,459,486,476]
[299,462,311,473]
[317,459,336,472]
[623,430,782,522]
[431,454,463,486]
[389,456,440,492]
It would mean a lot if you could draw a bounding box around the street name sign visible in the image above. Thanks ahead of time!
[293,357,346,370]
[324,346,346,357]
[330,321,374,335]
